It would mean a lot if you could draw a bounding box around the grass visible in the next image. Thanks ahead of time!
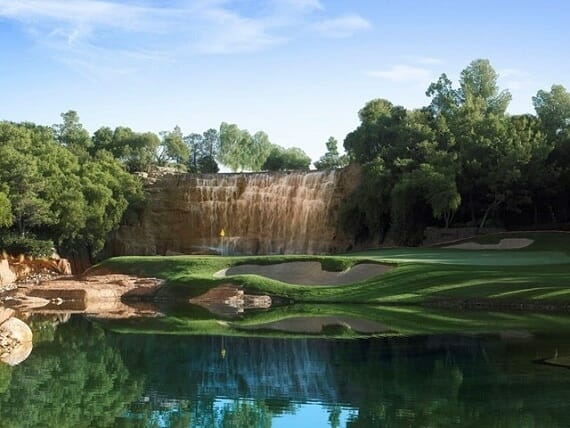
[94,232,570,338]
[99,303,570,338]
[98,231,570,305]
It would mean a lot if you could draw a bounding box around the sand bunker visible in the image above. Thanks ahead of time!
[444,238,534,250]
[215,261,392,286]
[238,316,390,334]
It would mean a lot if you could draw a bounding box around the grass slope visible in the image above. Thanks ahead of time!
[98,232,570,304]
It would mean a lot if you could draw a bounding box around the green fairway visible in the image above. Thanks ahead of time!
[98,231,570,305]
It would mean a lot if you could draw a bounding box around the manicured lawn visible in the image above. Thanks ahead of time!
[98,232,570,304]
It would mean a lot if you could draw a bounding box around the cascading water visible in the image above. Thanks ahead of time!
[109,167,359,256]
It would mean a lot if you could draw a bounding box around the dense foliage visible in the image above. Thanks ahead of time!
[218,122,311,172]
[0,119,143,257]
[342,59,570,244]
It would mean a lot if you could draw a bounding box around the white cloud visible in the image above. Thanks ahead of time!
[367,65,433,84]
[0,0,372,76]
[417,56,443,65]
[195,7,285,54]
[498,68,534,91]
[274,0,324,12]
[314,14,371,38]
[499,68,528,79]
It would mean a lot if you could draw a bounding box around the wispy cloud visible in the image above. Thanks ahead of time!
[417,56,443,65]
[0,0,371,75]
[313,14,371,38]
[498,68,534,90]
[367,65,433,84]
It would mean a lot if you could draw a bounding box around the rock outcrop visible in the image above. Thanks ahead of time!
[2,273,162,319]
[108,166,361,256]
[0,253,72,287]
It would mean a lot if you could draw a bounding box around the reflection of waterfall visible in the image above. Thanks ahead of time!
[110,168,359,256]
[136,337,340,404]
[198,337,338,402]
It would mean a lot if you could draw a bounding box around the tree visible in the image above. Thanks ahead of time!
[158,126,189,167]
[343,99,407,164]
[53,110,92,157]
[79,151,143,255]
[0,143,54,236]
[91,126,114,154]
[0,191,12,228]
[185,129,220,173]
[314,137,348,170]
[248,131,272,171]
[262,145,311,171]
[218,122,271,172]
[202,128,220,159]
[197,155,220,173]
[185,133,203,172]
[459,59,512,115]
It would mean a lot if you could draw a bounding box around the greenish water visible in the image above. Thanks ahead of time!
[2,311,570,427]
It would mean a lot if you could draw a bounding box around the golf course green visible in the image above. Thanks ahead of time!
[98,231,570,305]
[93,231,570,338]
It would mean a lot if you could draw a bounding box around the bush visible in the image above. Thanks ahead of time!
[0,233,54,257]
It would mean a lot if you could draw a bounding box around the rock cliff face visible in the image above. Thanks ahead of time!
[108,166,360,256]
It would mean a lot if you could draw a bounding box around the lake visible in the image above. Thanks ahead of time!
[2,310,570,427]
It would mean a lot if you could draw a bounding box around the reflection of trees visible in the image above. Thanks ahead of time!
[0,318,143,428]
[339,335,570,427]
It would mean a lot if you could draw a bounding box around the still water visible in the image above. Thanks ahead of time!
[2,315,570,427]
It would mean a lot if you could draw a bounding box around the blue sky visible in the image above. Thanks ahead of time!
[1,0,569,162]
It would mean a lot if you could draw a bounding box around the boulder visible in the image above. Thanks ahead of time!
[0,317,33,366]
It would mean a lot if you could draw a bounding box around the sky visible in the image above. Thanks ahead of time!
[1,0,569,163]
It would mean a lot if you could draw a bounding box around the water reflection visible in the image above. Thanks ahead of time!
[2,313,570,426]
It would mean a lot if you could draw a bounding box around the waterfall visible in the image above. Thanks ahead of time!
[109,167,360,256]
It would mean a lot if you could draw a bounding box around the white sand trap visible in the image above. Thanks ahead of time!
[215,261,392,286]
[444,238,534,250]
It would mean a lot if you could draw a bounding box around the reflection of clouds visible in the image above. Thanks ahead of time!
[0,315,33,366]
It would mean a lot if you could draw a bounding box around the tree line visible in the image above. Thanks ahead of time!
[3,57,567,257]
[341,58,570,245]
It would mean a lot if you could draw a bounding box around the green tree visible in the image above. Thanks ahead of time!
[79,151,143,255]
[185,129,220,173]
[218,122,271,171]
[262,145,311,171]
[158,126,189,167]
[91,126,114,154]
[0,144,54,236]
[533,85,570,138]
[459,59,512,115]
[314,137,348,170]
[0,191,12,228]
[53,110,92,157]
[185,133,203,172]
